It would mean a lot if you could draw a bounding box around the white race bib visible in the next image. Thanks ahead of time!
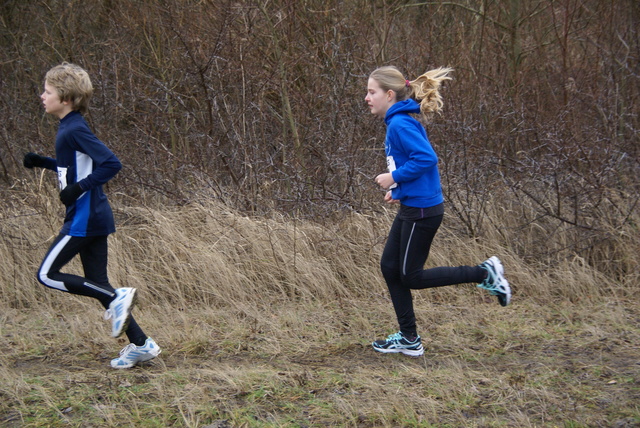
[57,167,68,190]
[386,156,398,189]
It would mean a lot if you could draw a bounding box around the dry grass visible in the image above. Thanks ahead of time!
[1,187,639,427]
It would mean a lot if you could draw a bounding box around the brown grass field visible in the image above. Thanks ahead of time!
[1,184,638,427]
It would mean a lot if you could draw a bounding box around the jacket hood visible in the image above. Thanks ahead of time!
[385,99,420,124]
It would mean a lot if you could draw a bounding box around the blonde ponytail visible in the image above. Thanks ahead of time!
[409,67,453,117]
[369,66,453,120]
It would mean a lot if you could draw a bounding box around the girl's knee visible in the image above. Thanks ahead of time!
[380,260,400,282]
[400,271,422,289]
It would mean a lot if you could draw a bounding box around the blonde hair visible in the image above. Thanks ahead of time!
[45,62,93,113]
[369,66,453,118]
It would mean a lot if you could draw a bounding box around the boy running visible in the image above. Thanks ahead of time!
[23,62,161,369]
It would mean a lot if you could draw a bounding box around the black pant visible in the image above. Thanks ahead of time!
[38,233,146,345]
[380,214,485,336]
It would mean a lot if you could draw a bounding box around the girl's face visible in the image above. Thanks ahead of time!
[41,82,72,119]
[365,77,396,119]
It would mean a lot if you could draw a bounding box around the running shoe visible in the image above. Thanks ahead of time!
[478,256,511,306]
[111,337,161,369]
[372,331,424,356]
[104,287,137,337]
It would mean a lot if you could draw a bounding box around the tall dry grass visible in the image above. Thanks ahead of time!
[4,177,637,315]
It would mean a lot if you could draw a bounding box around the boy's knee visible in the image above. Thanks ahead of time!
[37,268,66,291]
[37,269,49,286]
[37,266,46,282]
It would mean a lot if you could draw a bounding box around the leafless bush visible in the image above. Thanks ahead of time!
[1,0,637,277]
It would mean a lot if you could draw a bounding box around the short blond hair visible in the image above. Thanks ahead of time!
[45,62,93,113]
[369,66,453,119]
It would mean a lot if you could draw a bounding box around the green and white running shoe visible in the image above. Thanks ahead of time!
[478,256,511,306]
[111,337,161,369]
[372,331,424,356]
[104,287,137,337]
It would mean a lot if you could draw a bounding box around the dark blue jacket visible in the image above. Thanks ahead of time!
[41,111,122,236]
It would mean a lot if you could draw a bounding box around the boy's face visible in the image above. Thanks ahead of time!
[41,82,72,119]
[365,77,395,119]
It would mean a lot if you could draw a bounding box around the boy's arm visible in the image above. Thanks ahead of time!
[23,153,57,171]
[76,153,122,191]
[72,127,122,191]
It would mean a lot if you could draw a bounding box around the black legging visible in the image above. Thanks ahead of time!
[38,233,147,346]
[380,214,485,337]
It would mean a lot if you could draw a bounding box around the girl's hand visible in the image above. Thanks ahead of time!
[383,191,399,204]
[375,173,395,189]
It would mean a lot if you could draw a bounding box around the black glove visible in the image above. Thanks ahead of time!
[24,152,46,169]
[59,182,84,206]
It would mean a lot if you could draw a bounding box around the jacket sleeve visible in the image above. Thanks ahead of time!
[390,123,438,184]
[71,126,122,191]
[42,157,58,171]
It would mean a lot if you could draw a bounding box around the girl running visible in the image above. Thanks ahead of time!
[365,66,511,356]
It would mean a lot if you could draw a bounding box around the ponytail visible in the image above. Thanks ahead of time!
[369,66,453,120]
[408,67,453,118]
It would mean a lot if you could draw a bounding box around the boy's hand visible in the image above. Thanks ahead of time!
[59,183,84,205]
[23,153,46,169]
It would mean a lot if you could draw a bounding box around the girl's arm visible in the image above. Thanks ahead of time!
[390,124,438,184]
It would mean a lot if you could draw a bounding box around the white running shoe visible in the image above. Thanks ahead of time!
[478,256,511,306]
[111,337,161,369]
[372,331,425,357]
[104,288,137,337]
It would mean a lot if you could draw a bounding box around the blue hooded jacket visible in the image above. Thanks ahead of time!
[384,99,444,208]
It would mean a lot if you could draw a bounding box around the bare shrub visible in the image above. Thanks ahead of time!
[1,0,637,280]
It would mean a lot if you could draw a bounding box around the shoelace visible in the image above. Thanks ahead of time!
[387,332,402,342]
[118,343,137,357]
[477,267,500,294]
[478,281,500,295]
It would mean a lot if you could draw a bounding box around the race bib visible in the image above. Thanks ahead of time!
[386,156,398,189]
[57,167,68,190]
